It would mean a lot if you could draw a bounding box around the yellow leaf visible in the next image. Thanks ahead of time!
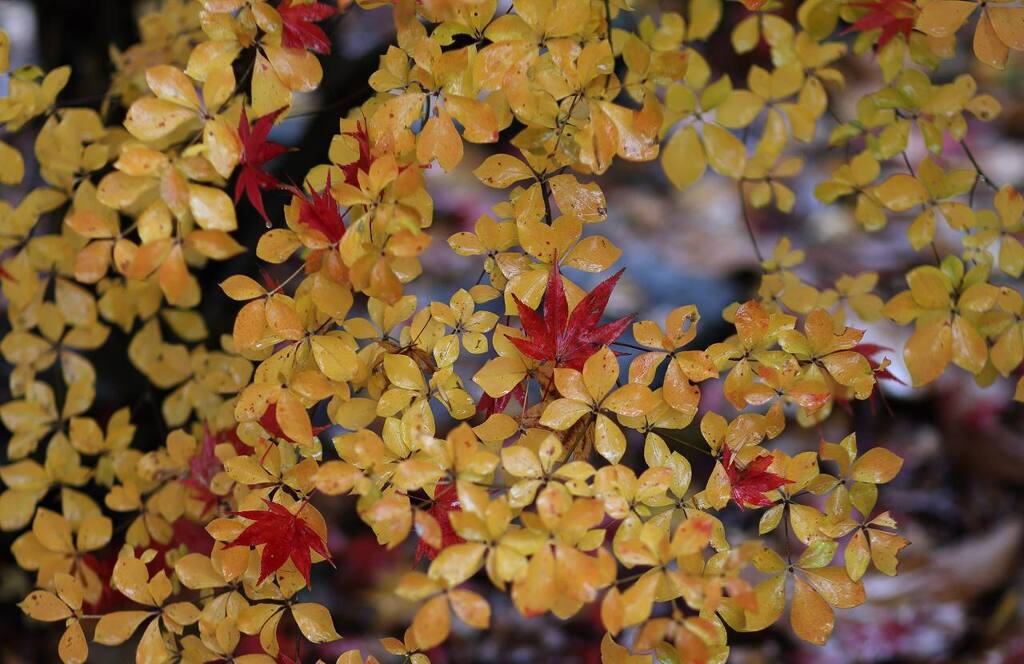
[802,567,865,608]
[203,115,242,179]
[845,529,872,582]
[174,553,225,590]
[449,589,490,629]
[907,209,936,251]
[620,571,658,627]
[412,594,451,651]
[988,7,1024,50]
[874,174,928,211]
[58,620,88,664]
[33,508,73,553]
[136,618,170,662]
[0,141,25,185]
[904,318,952,386]
[564,235,621,272]
[703,461,731,510]
[263,44,322,92]
[850,447,903,484]
[145,65,200,109]
[539,398,592,429]
[252,52,292,117]
[703,124,746,179]
[791,576,834,645]
[716,90,765,128]
[94,611,153,645]
[417,107,463,172]
[311,335,359,382]
[511,544,555,616]
[445,95,499,143]
[257,229,301,263]
[233,299,267,349]
[384,354,425,391]
[868,529,910,576]
[974,10,1009,69]
[429,543,487,587]
[601,588,624,636]
[603,384,655,418]
[548,174,607,223]
[916,0,976,38]
[732,15,760,53]
[291,603,342,643]
[661,126,706,191]
[265,297,304,340]
[473,356,526,397]
[583,346,618,400]
[275,391,312,444]
[315,461,361,496]
[689,0,723,39]
[906,266,952,309]
[594,414,626,464]
[18,590,72,622]
[221,275,266,301]
[951,314,988,374]
[502,445,543,478]
[54,574,83,612]
[76,514,112,551]
[189,185,237,231]
[124,97,196,142]
[473,154,534,188]
[157,244,191,305]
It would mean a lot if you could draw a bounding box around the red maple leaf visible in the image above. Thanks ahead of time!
[81,553,121,614]
[228,499,334,587]
[282,173,346,243]
[510,262,634,371]
[339,121,373,187]
[415,484,464,562]
[235,108,288,226]
[843,0,918,49]
[259,267,282,292]
[853,343,906,386]
[278,0,337,54]
[723,445,792,509]
[180,426,223,514]
[476,381,526,418]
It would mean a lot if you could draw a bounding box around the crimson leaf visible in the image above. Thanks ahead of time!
[228,499,334,587]
[843,0,917,49]
[510,261,634,370]
[235,108,288,226]
[723,445,792,509]
[281,172,346,243]
[415,484,464,562]
[278,0,337,54]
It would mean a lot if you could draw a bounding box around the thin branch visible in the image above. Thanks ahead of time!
[737,180,765,265]
[900,151,915,178]
[959,139,999,191]
[610,340,650,353]
[653,429,714,457]
[604,0,614,51]
[900,152,942,265]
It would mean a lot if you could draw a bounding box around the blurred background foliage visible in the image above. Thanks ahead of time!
[1,0,1023,662]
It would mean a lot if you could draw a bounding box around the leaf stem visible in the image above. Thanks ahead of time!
[653,429,714,457]
[737,180,764,265]
[959,139,998,191]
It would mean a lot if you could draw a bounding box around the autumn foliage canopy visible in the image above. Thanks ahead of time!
[0,0,1021,661]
